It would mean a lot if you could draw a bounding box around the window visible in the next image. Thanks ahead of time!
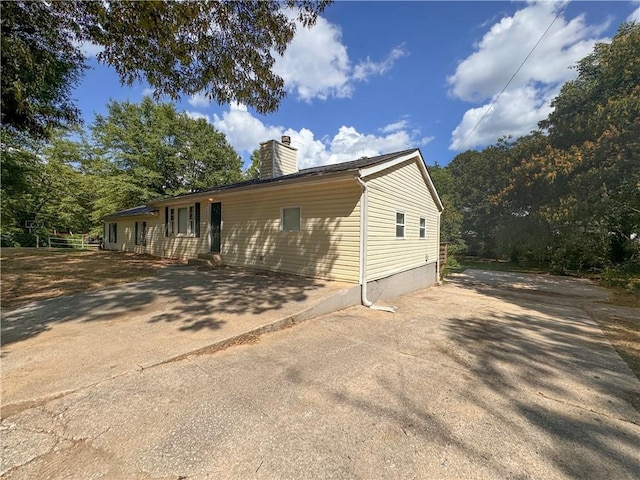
[177,207,189,234]
[419,217,426,239]
[108,222,117,243]
[281,207,301,232]
[167,203,200,237]
[135,221,146,246]
[396,212,405,238]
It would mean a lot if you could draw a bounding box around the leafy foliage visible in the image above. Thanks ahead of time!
[1,1,86,139]
[244,149,262,180]
[2,1,330,143]
[446,23,640,279]
[2,99,244,237]
[53,1,330,114]
[1,129,93,238]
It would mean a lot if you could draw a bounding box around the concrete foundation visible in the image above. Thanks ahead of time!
[366,262,437,303]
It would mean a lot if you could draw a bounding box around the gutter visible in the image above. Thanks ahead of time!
[354,175,395,313]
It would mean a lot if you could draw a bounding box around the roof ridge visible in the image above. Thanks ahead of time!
[104,147,421,217]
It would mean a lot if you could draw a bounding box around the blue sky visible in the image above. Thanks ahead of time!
[74,1,639,170]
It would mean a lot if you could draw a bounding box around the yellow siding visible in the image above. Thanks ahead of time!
[222,180,361,283]
[152,202,210,259]
[366,159,440,281]
[104,219,135,252]
[105,206,210,259]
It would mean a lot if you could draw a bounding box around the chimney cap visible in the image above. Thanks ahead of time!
[281,135,291,145]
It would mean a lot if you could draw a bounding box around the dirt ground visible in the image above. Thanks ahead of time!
[1,248,185,310]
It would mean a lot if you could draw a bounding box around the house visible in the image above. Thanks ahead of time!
[102,137,444,304]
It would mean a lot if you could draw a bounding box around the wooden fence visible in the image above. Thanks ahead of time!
[48,235,100,250]
[439,243,448,266]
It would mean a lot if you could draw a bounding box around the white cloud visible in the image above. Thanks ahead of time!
[353,46,407,81]
[449,86,557,150]
[628,1,640,22]
[213,104,430,169]
[188,92,211,108]
[447,1,611,150]
[379,120,409,134]
[274,16,406,102]
[274,16,351,101]
[213,103,283,152]
[76,40,104,58]
[185,111,211,123]
[142,87,155,97]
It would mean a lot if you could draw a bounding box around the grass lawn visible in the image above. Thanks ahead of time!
[453,257,640,379]
[1,248,185,310]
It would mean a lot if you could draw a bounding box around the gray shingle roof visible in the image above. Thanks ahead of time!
[103,205,157,219]
[180,148,418,196]
[103,148,419,219]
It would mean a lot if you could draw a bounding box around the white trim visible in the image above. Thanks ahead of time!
[359,152,417,177]
[395,211,406,239]
[419,216,426,239]
[280,205,301,232]
[354,175,395,313]
[359,150,445,212]
[170,203,197,237]
[436,210,442,282]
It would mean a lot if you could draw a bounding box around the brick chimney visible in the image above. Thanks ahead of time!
[259,136,298,180]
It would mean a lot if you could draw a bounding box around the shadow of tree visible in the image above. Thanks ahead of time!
[1,266,325,351]
[438,270,640,477]
[274,270,640,478]
[145,267,326,328]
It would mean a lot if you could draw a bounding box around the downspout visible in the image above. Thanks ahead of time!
[436,210,442,284]
[354,175,395,313]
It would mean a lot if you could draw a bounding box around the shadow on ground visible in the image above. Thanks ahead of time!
[277,270,640,478]
[1,266,324,348]
[441,270,640,477]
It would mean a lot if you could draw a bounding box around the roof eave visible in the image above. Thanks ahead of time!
[358,149,444,212]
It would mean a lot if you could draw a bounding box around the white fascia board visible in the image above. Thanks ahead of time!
[359,150,444,212]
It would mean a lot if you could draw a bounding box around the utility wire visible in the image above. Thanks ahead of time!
[456,0,570,151]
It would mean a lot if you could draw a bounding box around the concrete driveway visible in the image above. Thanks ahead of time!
[1,266,357,409]
[2,269,639,479]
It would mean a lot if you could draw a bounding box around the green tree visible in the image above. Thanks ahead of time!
[428,164,463,247]
[444,23,639,276]
[526,23,639,271]
[244,149,261,180]
[1,1,86,140]
[1,129,93,242]
[448,143,514,257]
[2,0,330,141]
[90,98,243,215]
[59,1,330,114]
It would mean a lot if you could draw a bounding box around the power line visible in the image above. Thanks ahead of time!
[456,0,570,151]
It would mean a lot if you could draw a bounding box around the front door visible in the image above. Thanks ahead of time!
[210,202,221,253]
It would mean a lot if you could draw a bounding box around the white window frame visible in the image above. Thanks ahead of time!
[419,216,426,239]
[108,222,117,243]
[135,221,147,246]
[168,208,175,236]
[280,206,301,232]
[170,205,196,237]
[396,211,406,239]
